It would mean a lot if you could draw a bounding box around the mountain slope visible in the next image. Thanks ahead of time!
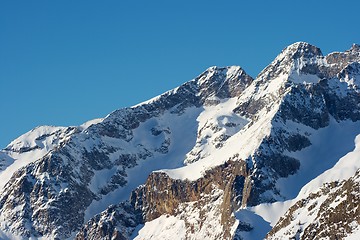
[1,42,360,239]
[266,134,360,239]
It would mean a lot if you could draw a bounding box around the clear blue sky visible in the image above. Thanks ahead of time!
[1,0,359,148]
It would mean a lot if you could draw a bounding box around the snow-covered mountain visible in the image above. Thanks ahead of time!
[1,42,360,240]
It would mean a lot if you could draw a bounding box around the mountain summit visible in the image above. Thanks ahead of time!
[1,42,360,239]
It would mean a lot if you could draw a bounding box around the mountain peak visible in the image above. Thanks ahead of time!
[195,65,253,100]
[280,41,323,59]
[349,43,360,52]
[256,42,323,81]
[192,66,252,90]
[197,65,248,83]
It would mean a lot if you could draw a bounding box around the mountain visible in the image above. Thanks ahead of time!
[0,42,360,239]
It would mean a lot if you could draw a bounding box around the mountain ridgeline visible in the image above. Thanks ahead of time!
[1,42,360,239]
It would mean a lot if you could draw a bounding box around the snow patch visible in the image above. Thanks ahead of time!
[133,215,186,240]
[79,118,104,131]
[289,73,320,84]
[235,209,272,240]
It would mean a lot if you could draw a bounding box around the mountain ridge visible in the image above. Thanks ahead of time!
[1,42,360,239]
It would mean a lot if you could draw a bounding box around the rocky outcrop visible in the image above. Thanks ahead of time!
[131,159,249,239]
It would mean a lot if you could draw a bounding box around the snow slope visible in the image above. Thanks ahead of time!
[236,132,360,239]
[276,118,360,199]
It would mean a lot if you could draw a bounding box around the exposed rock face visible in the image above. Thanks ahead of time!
[0,149,96,238]
[1,42,360,239]
[196,66,254,103]
[266,169,360,240]
[75,202,143,240]
[325,44,360,77]
[133,160,248,219]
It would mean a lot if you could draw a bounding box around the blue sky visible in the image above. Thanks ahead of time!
[1,0,359,148]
